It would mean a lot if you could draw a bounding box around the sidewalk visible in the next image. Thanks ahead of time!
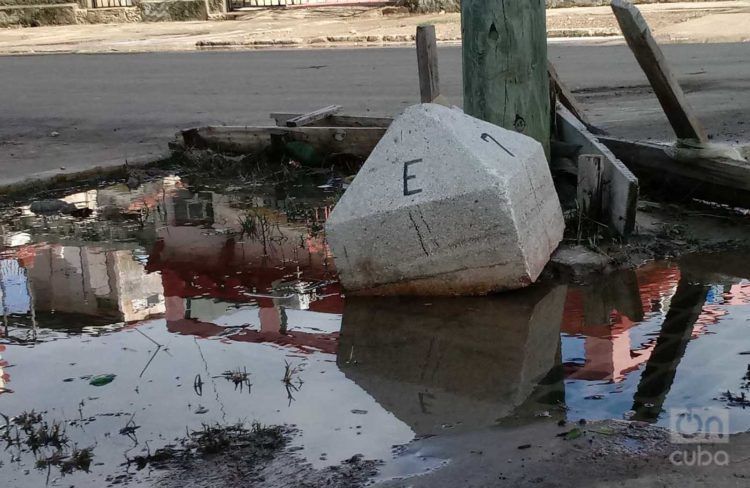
[0,1,748,55]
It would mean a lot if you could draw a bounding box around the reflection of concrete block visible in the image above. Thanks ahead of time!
[326,103,564,296]
[337,286,566,434]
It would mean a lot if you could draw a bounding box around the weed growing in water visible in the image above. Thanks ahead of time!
[217,367,252,393]
[282,361,304,405]
[1,410,94,477]
[128,422,286,470]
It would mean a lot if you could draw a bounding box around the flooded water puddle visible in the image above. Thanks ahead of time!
[1,175,750,486]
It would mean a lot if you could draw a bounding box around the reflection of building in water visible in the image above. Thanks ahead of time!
[0,345,9,394]
[561,264,678,382]
[1,245,164,326]
[562,261,750,384]
[337,286,566,435]
[146,186,341,353]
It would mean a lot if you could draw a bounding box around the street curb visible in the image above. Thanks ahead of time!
[0,151,172,201]
[195,27,620,48]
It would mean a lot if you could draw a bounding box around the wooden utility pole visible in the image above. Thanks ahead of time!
[611,0,708,142]
[416,25,440,103]
[462,0,550,155]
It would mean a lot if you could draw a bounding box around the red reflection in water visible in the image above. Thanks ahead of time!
[146,217,343,354]
[562,263,750,383]
[0,344,10,394]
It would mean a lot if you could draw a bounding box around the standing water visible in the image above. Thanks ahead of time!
[1,175,749,486]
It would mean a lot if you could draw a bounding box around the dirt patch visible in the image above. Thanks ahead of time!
[143,423,380,488]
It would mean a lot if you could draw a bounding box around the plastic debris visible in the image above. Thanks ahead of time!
[89,374,116,387]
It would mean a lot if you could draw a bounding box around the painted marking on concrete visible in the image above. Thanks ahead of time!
[403,158,424,196]
[481,133,515,157]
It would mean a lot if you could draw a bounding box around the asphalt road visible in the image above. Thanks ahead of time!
[1,43,749,188]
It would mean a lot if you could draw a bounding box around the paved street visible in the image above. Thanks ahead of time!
[1,43,749,188]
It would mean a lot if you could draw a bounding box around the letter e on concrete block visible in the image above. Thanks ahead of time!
[325,103,564,296]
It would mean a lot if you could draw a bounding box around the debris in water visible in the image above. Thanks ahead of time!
[1,410,93,477]
[193,374,204,396]
[119,415,141,443]
[282,360,304,405]
[89,374,116,387]
[129,422,286,470]
[29,199,77,215]
[719,390,750,407]
[217,367,252,393]
[563,428,583,441]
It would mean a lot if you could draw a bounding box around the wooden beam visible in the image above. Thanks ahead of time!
[547,60,605,135]
[462,0,550,156]
[599,136,750,207]
[285,105,341,127]
[416,25,440,103]
[181,126,385,159]
[577,154,605,222]
[270,113,392,128]
[611,0,707,142]
[556,105,639,236]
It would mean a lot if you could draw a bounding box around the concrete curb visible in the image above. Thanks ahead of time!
[195,28,619,48]
[0,151,172,200]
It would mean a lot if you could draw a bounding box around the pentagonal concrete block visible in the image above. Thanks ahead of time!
[325,103,564,296]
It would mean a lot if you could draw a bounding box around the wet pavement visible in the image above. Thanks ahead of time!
[1,175,750,486]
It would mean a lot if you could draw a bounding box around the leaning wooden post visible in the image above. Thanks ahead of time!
[462,0,550,156]
[611,0,708,143]
[416,25,440,103]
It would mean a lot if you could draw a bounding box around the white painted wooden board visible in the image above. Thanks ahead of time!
[556,104,639,236]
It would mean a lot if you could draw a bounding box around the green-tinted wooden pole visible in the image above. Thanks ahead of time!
[462,0,550,157]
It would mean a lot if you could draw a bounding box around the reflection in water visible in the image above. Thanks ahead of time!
[338,286,566,434]
[2,175,750,486]
[631,278,709,421]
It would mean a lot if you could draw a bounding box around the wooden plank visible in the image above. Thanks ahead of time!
[462,0,550,156]
[270,113,392,128]
[611,0,707,142]
[577,154,605,221]
[181,126,385,159]
[556,105,639,236]
[285,105,341,127]
[599,136,750,207]
[416,25,440,103]
[547,60,605,135]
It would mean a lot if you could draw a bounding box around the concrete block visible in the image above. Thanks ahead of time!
[325,103,564,296]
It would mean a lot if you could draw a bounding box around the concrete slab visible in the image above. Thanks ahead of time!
[325,103,565,296]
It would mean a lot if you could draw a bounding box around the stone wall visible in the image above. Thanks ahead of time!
[406,0,727,14]
[138,0,208,22]
[76,5,140,23]
[0,3,76,27]
[0,0,211,26]
[206,0,224,14]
